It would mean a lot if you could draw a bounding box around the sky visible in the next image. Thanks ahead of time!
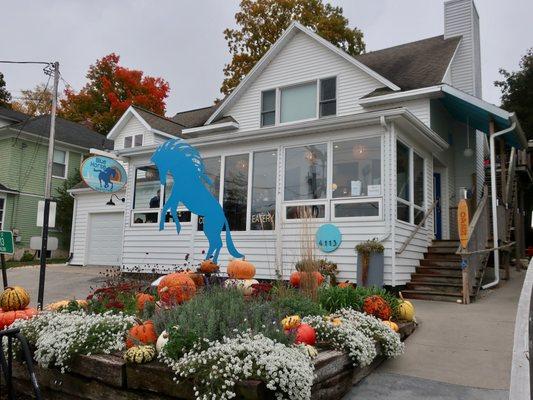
[1,0,532,117]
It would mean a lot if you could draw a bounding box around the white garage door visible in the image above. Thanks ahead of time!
[87,212,124,266]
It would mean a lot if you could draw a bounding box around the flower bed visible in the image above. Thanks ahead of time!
[8,321,416,400]
[1,262,417,400]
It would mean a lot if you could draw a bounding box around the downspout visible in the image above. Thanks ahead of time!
[67,192,77,266]
[482,121,516,289]
[380,116,395,286]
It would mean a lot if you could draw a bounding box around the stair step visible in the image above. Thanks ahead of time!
[411,274,463,284]
[428,247,459,254]
[430,240,460,248]
[415,267,463,276]
[420,259,461,267]
[424,253,462,261]
[406,281,463,294]
[401,290,464,302]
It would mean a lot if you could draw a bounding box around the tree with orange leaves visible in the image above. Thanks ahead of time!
[60,53,169,134]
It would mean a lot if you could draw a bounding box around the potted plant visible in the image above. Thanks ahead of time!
[355,238,384,287]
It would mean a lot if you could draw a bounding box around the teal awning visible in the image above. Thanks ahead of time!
[439,85,527,149]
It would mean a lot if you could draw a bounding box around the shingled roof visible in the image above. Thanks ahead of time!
[0,107,28,123]
[171,105,218,128]
[355,35,461,91]
[4,115,113,150]
[132,106,184,136]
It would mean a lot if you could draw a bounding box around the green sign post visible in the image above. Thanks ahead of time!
[0,230,14,288]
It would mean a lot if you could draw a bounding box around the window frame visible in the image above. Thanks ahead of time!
[124,134,144,149]
[279,80,318,125]
[130,164,192,227]
[331,197,383,221]
[395,139,427,226]
[319,76,337,118]
[260,89,276,127]
[52,149,68,179]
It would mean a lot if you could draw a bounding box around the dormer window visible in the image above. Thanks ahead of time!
[124,134,143,148]
[260,77,337,127]
[261,90,276,127]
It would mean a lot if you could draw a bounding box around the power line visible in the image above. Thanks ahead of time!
[0,61,51,65]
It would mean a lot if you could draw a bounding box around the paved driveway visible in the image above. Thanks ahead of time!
[3,264,108,306]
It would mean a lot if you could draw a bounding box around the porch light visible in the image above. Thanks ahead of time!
[106,194,125,206]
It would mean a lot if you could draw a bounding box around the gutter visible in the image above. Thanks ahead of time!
[482,121,516,290]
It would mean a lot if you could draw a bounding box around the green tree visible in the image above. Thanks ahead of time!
[11,83,55,116]
[54,170,82,247]
[495,48,533,139]
[221,0,365,95]
[0,72,12,107]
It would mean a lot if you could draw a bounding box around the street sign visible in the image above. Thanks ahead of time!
[37,200,56,228]
[457,199,469,249]
[316,224,342,253]
[0,230,14,255]
[81,156,127,193]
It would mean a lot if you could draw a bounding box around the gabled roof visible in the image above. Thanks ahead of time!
[355,35,461,92]
[3,114,112,150]
[107,106,184,140]
[171,105,217,128]
[0,107,28,123]
[205,21,401,125]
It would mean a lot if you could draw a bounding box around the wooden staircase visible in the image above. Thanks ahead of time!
[402,240,471,302]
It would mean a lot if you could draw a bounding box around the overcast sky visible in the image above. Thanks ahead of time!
[1,0,531,117]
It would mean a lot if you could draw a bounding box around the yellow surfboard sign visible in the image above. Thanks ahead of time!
[457,199,470,249]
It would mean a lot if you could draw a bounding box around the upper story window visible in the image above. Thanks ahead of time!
[280,82,317,123]
[261,90,276,127]
[52,149,67,178]
[260,77,337,127]
[124,134,143,149]
[320,77,336,117]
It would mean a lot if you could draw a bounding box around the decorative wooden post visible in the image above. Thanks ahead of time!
[458,198,470,304]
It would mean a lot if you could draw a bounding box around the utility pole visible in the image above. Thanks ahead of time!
[37,61,59,310]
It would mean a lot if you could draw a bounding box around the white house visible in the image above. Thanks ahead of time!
[69,0,529,301]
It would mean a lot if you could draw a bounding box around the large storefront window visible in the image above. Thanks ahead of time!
[396,140,426,225]
[251,150,277,230]
[197,157,221,231]
[223,154,249,231]
[133,166,160,223]
[284,144,327,201]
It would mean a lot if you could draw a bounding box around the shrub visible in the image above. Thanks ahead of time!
[153,287,291,359]
[270,286,326,317]
[20,251,35,262]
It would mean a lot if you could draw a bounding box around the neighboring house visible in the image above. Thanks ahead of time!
[0,106,111,259]
[70,0,530,301]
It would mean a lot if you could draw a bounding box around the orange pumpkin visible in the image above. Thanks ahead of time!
[199,260,219,274]
[136,293,155,312]
[126,320,157,348]
[289,271,324,288]
[157,273,196,305]
[295,323,316,346]
[0,307,38,330]
[227,259,256,279]
[337,281,353,289]
[363,295,392,320]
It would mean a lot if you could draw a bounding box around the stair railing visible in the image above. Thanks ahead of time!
[396,199,439,255]
[456,186,490,303]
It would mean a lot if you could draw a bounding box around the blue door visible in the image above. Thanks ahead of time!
[433,173,442,240]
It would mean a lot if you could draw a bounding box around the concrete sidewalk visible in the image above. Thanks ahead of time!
[3,264,108,306]
[348,268,526,399]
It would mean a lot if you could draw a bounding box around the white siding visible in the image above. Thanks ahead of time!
[70,190,126,266]
[475,129,485,201]
[121,123,396,283]
[113,115,154,150]
[225,31,385,132]
[391,122,435,285]
[365,98,431,127]
[444,0,481,98]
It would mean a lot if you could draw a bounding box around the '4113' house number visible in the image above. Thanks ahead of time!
[316,224,342,253]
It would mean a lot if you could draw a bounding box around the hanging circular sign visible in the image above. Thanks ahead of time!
[80,156,127,193]
[316,224,342,253]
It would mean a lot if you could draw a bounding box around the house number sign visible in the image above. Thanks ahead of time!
[316,224,342,253]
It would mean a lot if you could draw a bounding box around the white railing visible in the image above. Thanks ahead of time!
[396,199,439,255]
[509,257,533,400]
[456,187,490,303]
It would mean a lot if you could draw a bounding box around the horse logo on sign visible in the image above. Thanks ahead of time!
[151,139,244,264]
[81,156,127,193]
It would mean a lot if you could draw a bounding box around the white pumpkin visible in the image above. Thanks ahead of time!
[156,330,169,353]
[224,279,259,295]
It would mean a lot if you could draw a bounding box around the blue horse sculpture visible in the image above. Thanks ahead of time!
[151,139,244,263]
[95,167,117,190]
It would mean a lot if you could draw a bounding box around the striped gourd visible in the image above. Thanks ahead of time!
[123,345,156,364]
[0,286,30,311]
